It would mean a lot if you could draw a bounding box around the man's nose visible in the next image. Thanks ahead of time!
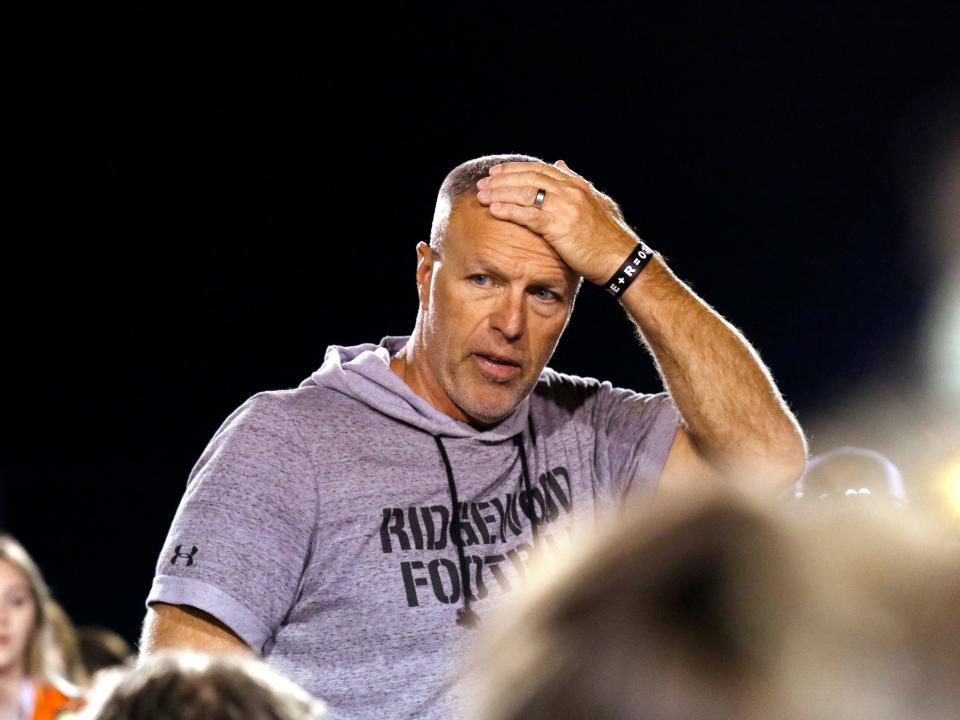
[488,290,526,341]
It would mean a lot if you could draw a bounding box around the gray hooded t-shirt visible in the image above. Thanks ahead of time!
[148,336,680,719]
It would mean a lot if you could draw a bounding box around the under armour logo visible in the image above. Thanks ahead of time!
[170,545,198,567]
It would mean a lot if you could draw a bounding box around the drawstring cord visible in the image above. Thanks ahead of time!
[434,432,537,629]
[514,434,539,542]
[434,435,481,628]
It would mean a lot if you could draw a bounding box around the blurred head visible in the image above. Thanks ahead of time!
[79,651,326,720]
[469,490,960,720]
[45,598,88,686]
[76,626,133,677]
[0,535,52,680]
[413,154,580,426]
[469,492,797,720]
[793,446,908,510]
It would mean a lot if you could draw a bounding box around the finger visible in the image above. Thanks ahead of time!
[554,159,584,180]
[477,184,552,209]
[479,171,566,196]
[488,161,570,183]
[487,202,550,234]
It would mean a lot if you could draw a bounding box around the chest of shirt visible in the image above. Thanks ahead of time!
[280,418,611,628]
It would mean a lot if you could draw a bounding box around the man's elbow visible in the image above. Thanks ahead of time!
[760,421,808,491]
[724,420,807,494]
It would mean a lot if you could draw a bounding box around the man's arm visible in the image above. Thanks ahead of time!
[476,159,807,492]
[620,254,806,491]
[139,603,251,658]
[143,394,319,661]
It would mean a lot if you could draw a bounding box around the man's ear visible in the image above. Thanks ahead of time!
[415,242,434,310]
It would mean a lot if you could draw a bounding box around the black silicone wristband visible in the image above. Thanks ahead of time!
[604,241,655,298]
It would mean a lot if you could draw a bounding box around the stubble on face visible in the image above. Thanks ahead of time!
[414,197,578,427]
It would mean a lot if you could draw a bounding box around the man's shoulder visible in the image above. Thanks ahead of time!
[224,381,360,438]
[246,378,353,413]
[536,366,606,391]
[532,367,675,426]
[530,368,608,427]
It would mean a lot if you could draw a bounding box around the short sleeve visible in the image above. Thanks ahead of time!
[147,393,317,654]
[590,382,680,499]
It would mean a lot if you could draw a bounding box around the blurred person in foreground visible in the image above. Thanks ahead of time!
[74,628,131,679]
[141,155,806,718]
[789,446,908,512]
[470,490,960,720]
[811,93,959,519]
[43,602,87,691]
[0,535,75,720]
[76,651,326,720]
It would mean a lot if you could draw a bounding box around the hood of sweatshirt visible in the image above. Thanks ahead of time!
[299,336,531,443]
[300,336,538,628]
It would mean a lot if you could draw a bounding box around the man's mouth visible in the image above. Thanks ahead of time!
[472,352,522,382]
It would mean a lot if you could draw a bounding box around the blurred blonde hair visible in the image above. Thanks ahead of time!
[469,490,960,720]
[0,534,59,686]
[45,598,89,687]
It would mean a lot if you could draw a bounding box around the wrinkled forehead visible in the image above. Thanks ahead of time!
[445,197,577,281]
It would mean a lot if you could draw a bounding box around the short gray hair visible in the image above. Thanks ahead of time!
[430,153,543,251]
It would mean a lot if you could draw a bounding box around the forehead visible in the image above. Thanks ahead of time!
[446,197,575,281]
[0,558,29,589]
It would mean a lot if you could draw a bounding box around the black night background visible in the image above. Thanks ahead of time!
[4,3,959,648]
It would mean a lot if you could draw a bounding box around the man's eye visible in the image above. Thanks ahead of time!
[470,274,491,287]
[533,288,556,302]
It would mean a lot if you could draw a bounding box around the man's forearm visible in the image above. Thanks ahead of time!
[622,254,807,486]
[471,158,806,487]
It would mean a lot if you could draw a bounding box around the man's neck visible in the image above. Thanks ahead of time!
[389,336,471,425]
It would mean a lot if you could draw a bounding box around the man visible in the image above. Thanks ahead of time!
[140,154,806,719]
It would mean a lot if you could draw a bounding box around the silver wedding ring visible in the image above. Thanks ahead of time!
[534,188,546,210]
